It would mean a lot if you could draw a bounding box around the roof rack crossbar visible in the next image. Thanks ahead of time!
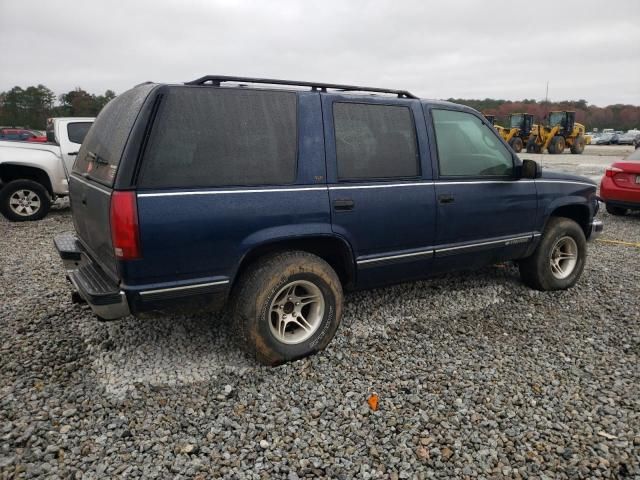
[185,75,417,99]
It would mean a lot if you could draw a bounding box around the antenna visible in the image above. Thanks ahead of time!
[545,81,549,103]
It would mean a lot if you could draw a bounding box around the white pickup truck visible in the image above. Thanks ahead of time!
[0,117,94,221]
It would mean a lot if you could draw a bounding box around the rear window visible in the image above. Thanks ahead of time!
[138,87,297,188]
[67,122,92,144]
[333,102,419,180]
[73,84,155,185]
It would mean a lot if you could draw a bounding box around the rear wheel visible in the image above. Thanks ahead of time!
[570,135,586,154]
[232,251,343,365]
[519,217,586,291]
[510,137,524,153]
[606,204,627,216]
[0,179,51,222]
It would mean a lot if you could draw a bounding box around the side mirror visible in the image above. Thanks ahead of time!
[521,159,542,179]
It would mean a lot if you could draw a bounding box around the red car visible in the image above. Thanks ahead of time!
[599,148,640,215]
[0,128,47,142]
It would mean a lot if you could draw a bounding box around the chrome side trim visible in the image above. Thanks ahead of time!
[138,187,327,198]
[330,182,434,191]
[69,174,112,195]
[357,249,434,265]
[437,180,533,185]
[535,179,596,188]
[436,235,533,253]
[139,280,230,296]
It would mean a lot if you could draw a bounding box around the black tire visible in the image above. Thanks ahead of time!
[518,217,587,291]
[549,136,565,154]
[570,135,586,154]
[0,179,51,222]
[510,137,524,153]
[232,251,343,365]
[526,138,540,154]
[606,204,627,216]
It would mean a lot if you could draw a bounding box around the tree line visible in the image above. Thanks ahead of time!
[0,85,115,130]
[448,98,640,131]
[1,84,638,132]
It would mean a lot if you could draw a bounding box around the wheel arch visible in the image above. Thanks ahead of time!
[547,202,591,238]
[0,164,54,197]
[232,234,356,292]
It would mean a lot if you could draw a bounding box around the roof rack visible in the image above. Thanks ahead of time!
[185,75,418,99]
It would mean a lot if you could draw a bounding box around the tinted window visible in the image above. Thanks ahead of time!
[333,102,419,180]
[73,83,155,185]
[139,87,297,188]
[432,109,513,177]
[67,122,92,144]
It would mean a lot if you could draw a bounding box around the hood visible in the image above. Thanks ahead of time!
[539,169,597,187]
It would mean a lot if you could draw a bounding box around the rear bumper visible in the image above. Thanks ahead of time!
[54,232,130,320]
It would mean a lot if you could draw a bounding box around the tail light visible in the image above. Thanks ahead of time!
[605,166,623,177]
[110,191,141,260]
[606,166,638,188]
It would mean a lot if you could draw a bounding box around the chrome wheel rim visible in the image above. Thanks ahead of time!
[9,189,41,216]
[268,280,325,344]
[550,236,578,280]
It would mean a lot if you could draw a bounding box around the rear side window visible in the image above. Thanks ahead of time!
[138,87,298,188]
[67,122,92,144]
[431,109,513,177]
[333,102,419,180]
[73,84,155,185]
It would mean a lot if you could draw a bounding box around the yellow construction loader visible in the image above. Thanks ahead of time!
[502,113,534,153]
[483,113,533,153]
[525,111,586,154]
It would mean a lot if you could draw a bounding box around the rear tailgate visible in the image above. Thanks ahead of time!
[70,84,156,279]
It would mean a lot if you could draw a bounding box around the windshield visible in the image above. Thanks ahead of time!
[510,114,522,129]
[548,112,565,126]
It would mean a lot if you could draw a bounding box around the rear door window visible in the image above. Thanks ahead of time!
[73,83,155,186]
[138,87,298,188]
[67,122,92,144]
[333,102,419,180]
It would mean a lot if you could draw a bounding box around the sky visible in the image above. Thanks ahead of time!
[1,0,639,107]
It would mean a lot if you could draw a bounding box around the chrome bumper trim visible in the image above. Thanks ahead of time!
[590,220,604,240]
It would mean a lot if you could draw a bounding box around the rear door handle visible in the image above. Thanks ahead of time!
[438,194,455,204]
[333,199,355,211]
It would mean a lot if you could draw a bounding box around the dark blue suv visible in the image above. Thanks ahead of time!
[55,76,603,365]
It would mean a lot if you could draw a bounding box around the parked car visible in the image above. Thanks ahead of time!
[0,118,94,221]
[0,128,47,142]
[599,148,640,215]
[617,131,640,146]
[594,133,616,145]
[54,76,602,365]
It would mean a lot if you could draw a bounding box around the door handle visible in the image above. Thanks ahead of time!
[68,151,78,156]
[438,194,455,204]
[333,199,355,211]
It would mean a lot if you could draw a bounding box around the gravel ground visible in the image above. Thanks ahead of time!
[1,199,639,478]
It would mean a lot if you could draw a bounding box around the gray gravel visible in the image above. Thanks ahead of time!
[1,203,639,478]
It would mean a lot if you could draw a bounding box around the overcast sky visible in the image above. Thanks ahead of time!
[1,0,639,106]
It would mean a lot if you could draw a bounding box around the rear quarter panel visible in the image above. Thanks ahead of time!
[122,91,333,292]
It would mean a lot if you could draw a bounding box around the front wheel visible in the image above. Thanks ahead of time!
[0,179,51,222]
[232,251,343,365]
[518,217,587,291]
